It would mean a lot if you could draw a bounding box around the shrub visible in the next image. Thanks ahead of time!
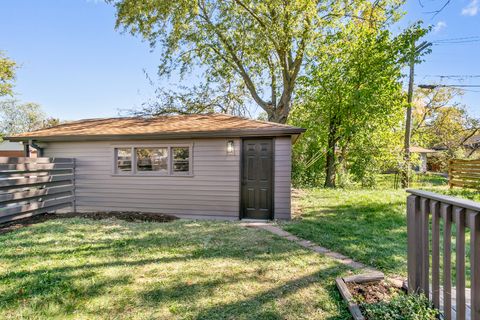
[361,293,439,320]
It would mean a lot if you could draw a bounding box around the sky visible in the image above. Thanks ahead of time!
[0,0,479,121]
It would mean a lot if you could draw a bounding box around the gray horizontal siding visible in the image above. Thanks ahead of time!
[44,138,240,219]
[274,137,292,220]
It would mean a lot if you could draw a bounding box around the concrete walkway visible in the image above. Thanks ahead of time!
[241,221,374,271]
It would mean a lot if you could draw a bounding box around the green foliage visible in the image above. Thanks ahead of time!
[0,52,16,97]
[110,0,407,122]
[109,0,323,121]
[0,100,46,135]
[412,86,480,163]
[362,293,439,320]
[290,6,423,187]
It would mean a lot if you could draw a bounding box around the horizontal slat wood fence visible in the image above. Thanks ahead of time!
[449,159,480,190]
[0,157,75,224]
[407,189,480,320]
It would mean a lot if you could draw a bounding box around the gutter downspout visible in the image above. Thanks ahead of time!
[23,142,30,157]
[29,140,44,157]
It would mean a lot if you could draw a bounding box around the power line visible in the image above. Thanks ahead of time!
[418,84,480,89]
[422,74,480,78]
[420,75,480,81]
[433,36,480,42]
[432,41,480,45]
[431,36,480,45]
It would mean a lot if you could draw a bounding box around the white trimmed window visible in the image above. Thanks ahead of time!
[113,145,192,176]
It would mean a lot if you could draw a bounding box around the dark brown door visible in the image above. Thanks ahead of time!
[241,139,273,219]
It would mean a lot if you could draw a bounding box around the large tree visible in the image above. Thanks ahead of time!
[412,87,480,160]
[290,5,419,188]
[0,100,46,136]
[0,52,16,97]
[110,0,394,123]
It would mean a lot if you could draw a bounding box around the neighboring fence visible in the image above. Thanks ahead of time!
[449,159,480,189]
[407,189,480,320]
[0,157,75,224]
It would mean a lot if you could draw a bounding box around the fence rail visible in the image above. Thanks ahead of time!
[449,159,480,190]
[0,157,75,224]
[407,189,480,320]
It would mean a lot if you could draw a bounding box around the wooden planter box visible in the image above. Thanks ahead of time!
[335,271,385,320]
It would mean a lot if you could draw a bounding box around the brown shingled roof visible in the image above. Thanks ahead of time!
[7,114,305,142]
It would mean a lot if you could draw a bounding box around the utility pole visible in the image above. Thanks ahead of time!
[401,40,431,188]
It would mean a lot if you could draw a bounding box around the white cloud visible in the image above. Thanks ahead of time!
[433,21,447,33]
[462,0,479,16]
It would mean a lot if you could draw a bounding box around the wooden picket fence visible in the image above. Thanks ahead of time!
[407,189,480,319]
[449,159,480,190]
[0,157,75,224]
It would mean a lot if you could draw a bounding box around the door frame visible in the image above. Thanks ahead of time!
[239,137,275,220]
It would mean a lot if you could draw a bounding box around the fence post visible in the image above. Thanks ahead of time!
[431,200,441,309]
[454,206,466,320]
[441,203,453,320]
[420,197,430,295]
[471,211,480,320]
[407,194,421,293]
[408,190,480,319]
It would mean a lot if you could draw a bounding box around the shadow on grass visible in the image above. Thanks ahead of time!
[0,218,351,319]
[187,266,348,320]
[0,227,306,262]
[0,270,133,310]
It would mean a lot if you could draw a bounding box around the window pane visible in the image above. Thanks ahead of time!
[172,147,190,173]
[136,148,168,173]
[116,148,132,172]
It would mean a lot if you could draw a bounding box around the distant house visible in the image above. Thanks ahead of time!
[0,140,28,157]
[410,146,437,173]
[464,135,480,157]
[465,135,480,148]
[430,134,480,160]
[6,114,305,220]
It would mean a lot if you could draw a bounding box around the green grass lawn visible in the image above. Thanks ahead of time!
[283,174,480,277]
[0,218,351,320]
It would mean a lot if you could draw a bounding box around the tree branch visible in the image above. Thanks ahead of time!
[197,0,271,111]
[267,56,277,107]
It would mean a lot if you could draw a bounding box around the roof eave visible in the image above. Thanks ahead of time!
[6,128,307,142]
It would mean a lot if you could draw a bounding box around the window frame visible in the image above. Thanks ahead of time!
[135,146,170,175]
[171,146,191,176]
[112,143,193,177]
[114,147,134,174]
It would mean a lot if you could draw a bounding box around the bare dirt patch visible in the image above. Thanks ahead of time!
[0,211,177,234]
[347,280,401,304]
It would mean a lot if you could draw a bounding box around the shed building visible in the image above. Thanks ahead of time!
[7,114,305,220]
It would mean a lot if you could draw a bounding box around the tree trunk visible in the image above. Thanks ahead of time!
[324,117,338,188]
[268,100,290,124]
[324,139,336,188]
